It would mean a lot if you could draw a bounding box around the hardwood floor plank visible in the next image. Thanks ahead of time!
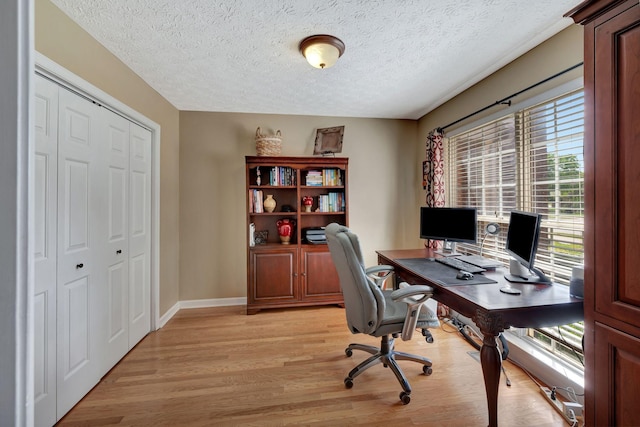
[57,306,568,426]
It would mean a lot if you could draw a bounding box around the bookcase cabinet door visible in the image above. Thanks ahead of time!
[248,248,297,313]
[301,247,342,301]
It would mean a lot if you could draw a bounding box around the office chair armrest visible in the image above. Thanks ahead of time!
[365,265,394,289]
[391,283,434,341]
[390,284,433,301]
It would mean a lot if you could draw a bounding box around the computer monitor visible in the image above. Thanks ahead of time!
[420,207,477,255]
[504,210,551,284]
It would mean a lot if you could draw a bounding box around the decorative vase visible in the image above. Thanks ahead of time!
[263,194,276,213]
[276,218,296,244]
[302,196,313,212]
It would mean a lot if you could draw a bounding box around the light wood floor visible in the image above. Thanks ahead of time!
[57,306,568,426]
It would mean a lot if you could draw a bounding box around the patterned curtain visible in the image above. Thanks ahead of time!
[424,128,446,249]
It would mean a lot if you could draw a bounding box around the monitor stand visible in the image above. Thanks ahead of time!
[504,261,551,284]
[434,240,461,257]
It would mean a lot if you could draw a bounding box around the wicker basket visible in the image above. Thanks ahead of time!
[255,127,282,156]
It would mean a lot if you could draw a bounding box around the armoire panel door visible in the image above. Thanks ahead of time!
[593,3,640,325]
[99,107,130,374]
[128,123,152,348]
[594,322,640,426]
[33,75,58,427]
[56,88,102,417]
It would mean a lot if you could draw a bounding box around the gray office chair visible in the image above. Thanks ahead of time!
[326,223,440,404]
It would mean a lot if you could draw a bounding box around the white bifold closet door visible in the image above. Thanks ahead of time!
[127,123,152,348]
[33,74,59,427]
[33,74,152,426]
[56,84,103,417]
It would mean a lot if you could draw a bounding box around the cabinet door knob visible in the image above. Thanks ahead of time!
[116,249,122,254]
[76,263,84,269]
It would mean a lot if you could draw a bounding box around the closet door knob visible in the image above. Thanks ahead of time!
[116,249,122,254]
[76,263,84,269]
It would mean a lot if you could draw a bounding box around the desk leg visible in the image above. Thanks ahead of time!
[475,310,504,427]
[480,332,501,427]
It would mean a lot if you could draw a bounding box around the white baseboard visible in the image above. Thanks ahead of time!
[157,301,180,329]
[157,297,248,328]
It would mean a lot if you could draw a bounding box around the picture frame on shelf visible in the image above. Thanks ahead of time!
[314,126,344,155]
[254,230,268,245]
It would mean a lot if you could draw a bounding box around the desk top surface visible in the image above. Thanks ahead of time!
[377,248,584,328]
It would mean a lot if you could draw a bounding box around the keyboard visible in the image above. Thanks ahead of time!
[457,254,502,269]
[435,257,486,274]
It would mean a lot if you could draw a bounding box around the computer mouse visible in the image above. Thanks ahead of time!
[457,270,474,280]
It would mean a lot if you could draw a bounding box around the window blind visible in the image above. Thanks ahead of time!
[518,90,585,285]
[446,89,585,366]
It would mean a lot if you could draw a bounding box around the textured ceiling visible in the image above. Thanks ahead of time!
[50,0,582,120]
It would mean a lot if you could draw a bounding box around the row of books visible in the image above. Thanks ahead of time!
[248,189,265,213]
[317,192,345,212]
[305,169,343,186]
[264,166,296,186]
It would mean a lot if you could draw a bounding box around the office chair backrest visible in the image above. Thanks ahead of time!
[326,223,385,335]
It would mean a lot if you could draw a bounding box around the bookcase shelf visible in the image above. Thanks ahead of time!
[245,156,348,314]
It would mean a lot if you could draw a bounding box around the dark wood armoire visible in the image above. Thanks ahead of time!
[566,1,640,425]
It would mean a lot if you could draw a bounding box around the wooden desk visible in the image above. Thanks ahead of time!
[377,249,584,427]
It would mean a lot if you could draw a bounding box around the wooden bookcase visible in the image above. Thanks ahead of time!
[245,156,348,314]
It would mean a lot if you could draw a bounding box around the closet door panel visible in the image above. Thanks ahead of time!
[100,108,130,373]
[56,88,101,416]
[33,75,58,427]
[128,124,152,348]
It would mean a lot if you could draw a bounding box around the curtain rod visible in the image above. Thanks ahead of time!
[438,62,584,133]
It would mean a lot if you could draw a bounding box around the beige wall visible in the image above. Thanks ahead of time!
[179,112,417,300]
[35,0,181,314]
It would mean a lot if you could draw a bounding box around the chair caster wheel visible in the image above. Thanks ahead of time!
[345,348,353,357]
[400,391,411,404]
[422,329,434,343]
[423,366,433,375]
[344,378,354,389]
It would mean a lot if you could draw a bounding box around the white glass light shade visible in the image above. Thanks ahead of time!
[299,35,345,69]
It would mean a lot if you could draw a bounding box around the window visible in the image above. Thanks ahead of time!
[447,89,585,366]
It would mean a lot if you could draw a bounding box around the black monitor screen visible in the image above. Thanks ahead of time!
[505,210,542,269]
[419,207,477,244]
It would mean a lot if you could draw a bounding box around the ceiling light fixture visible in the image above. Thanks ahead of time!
[299,35,345,69]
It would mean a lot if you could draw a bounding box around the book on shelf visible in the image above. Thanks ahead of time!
[269,166,296,186]
[249,223,256,247]
[306,170,323,186]
[249,189,264,213]
[318,192,345,212]
[305,169,343,186]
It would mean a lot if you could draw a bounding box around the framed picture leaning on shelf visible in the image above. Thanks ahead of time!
[314,126,344,155]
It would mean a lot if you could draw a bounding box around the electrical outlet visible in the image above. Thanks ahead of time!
[540,387,580,425]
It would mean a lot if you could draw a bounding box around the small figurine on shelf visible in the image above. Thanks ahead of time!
[256,166,261,186]
[276,218,296,244]
[302,196,313,212]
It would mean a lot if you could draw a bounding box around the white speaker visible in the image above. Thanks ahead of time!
[569,265,584,299]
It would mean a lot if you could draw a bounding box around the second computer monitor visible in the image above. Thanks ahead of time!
[504,210,551,284]
[420,207,477,254]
